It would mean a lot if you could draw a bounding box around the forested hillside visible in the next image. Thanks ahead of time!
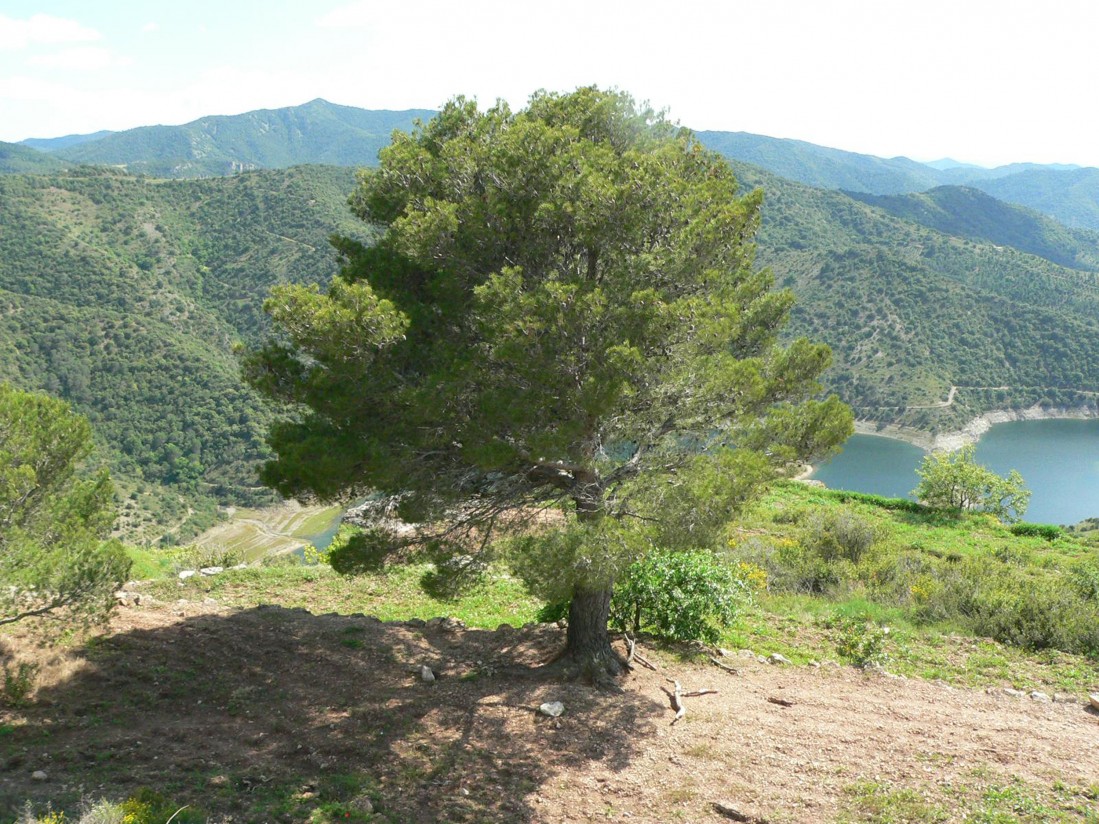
[698,130,1099,231]
[0,165,365,542]
[731,161,1099,430]
[29,100,432,178]
[0,141,70,174]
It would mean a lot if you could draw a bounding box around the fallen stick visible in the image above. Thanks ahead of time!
[664,678,686,724]
[681,688,719,697]
[709,656,740,675]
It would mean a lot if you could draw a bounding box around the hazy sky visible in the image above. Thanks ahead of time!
[2,0,1096,168]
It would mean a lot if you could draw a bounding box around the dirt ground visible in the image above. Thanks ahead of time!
[2,598,1098,823]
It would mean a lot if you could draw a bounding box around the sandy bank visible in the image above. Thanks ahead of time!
[854,404,1099,453]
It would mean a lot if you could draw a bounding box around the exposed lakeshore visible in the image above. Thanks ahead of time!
[853,403,1099,453]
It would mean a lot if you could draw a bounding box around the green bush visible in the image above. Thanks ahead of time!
[610,550,751,643]
[326,526,394,575]
[1009,522,1064,541]
[801,510,882,564]
[827,612,890,667]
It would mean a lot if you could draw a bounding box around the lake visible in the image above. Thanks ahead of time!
[809,419,1099,525]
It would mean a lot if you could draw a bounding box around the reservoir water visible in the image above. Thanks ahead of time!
[810,419,1099,525]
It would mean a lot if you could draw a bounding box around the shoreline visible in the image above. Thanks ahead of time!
[852,404,1099,453]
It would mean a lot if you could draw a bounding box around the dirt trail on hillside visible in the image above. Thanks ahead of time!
[3,601,1098,823]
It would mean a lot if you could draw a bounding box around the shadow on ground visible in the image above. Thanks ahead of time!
[1,606,660,822]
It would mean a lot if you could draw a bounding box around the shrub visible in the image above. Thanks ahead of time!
[326,526,394,575]
[1009,522,1064,541]
[610,550,751,643]
[827,612,890,667]
[801,510,882,564]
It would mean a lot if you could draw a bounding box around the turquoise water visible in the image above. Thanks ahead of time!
[809,419,1099,525]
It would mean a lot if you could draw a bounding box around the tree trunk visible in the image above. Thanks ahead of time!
[556,582,626,683]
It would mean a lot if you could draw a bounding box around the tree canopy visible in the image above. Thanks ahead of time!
[247,87,852,678]
[913,444,1030,523]
[0,383,129,627]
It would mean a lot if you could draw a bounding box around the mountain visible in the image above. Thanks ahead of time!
[20,130,114,152]
[37,99,433,178]
[729,160,1099,431]
[0,165,367,542]
[967,167,1099,231]
[0,141,71,174]
[695,131,944,194]
[845,185,1099,271]
[697,131,1099,231]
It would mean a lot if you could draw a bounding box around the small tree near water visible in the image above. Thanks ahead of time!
[913,444,1030,523]
[246,87,852,681]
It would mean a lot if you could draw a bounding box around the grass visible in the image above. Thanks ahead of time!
[146,561,542,629]
[839,775,1099,823]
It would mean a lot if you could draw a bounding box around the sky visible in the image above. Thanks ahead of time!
[2,0,1097,168]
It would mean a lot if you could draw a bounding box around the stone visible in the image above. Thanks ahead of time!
[538,701,565,718]
[1002,688,1027,698]
[350,795,374,814]
[1029,691,1050,702]
[767,653,791,665]
[737,649,756,659]
[31,770,48,781]
[199,566,224,576]
[420,665,435,683]
[178,570,196,580]
[1089,693,1099,711]
[406,617,426,628]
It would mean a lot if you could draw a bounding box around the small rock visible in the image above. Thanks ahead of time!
[737,649,756,659]
[199,566,224,576]
[1002,688,1027,698]
[1089,693,1099,711]
[31,770,48,781]
[178,570,196,580]
[441,617,465,632]
[406,617,426,628]
[808,660,821,668]
[208,775,229,787]
[538,701,565,718]
[718,648,734,658]
[1029,691,1051,702]
[420,665,436,683]
[231,563,249,570]
[495,623,516,635]
[767,653,791,666]
[350,795,374,814]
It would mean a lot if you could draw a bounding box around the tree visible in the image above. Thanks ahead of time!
[246,88,852,679]
[912,444,1030,522]
[0,383,130,627]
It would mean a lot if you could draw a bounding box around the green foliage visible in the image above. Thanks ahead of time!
[2,659,39,706]
[249,88,851,658]
[827,612,891,667]
[1009,522,1064,541]
[0,383,130,627]
[325,525,397,575]
[913,445,1030,522]
[610,550,752,643]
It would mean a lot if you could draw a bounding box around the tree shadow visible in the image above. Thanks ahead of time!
[2,606,660,822]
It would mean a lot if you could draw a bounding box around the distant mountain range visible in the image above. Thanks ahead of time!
[10,98,1099,229]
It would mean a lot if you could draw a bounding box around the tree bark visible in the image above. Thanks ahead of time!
[557,582,626,682]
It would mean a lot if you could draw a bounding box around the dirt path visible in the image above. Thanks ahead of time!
[3,602,1098,822]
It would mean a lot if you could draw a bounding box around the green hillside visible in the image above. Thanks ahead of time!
[846,185,1099,271]
[0,165,366,542]
[0,141,70,174]
[731,161,1099,430]
[45,99,434,178]
[970,167,1099,231]
[696,130,943,194]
